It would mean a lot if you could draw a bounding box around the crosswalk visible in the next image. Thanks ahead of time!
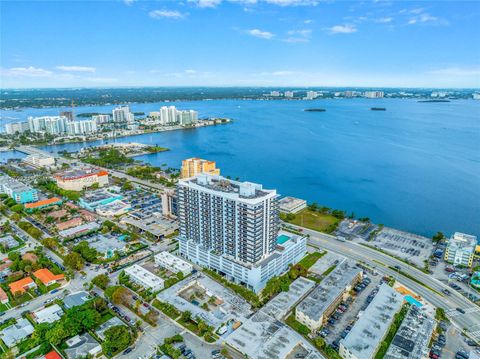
[446,307,480,317]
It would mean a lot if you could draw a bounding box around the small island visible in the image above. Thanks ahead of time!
[370,107,386,111]
[304,108,326,112]
[418,99,451,103]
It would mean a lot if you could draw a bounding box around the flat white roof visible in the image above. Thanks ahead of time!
[125,264,164,289]
[155,251,192,272]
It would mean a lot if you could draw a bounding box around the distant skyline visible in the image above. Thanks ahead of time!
[1,0,479,89]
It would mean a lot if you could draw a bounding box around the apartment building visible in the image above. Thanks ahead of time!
[180,158,220,178]
[0,175,38,203]
[339,283,404,359]
[124,264,164,292]
[154,251,193,276]
[177,174,307,292]
[295,261,362,331]
[444,232,477,267]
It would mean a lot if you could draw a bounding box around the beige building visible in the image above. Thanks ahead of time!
[54,167,109,191]
[180,158,220,178]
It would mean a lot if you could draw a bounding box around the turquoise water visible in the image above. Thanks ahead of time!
[404,295,423,307]
[1,98,479,238]
[277,234,291,244]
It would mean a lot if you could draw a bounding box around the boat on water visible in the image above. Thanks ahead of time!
[418,99,451,103]
[304,108,326,112]
[370,107,386,111]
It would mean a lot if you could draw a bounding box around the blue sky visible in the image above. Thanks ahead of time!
[1,0,479,88]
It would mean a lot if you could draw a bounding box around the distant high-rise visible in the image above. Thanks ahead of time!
[284,91,294,98]
[305,91,318,100]
[364,91,384,98]
[112,106,134,123]
[5,121,29,135]
[159,106,198,126]
[60,111,74,121]
[92,114,111,124]
[28,116,68,134]
[180,158,220,178]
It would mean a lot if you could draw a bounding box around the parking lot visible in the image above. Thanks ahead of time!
[321,273,382,348]
[431,261,480,304]
[364,227,433,267]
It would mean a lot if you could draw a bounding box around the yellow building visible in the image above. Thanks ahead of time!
[180,158,220,178]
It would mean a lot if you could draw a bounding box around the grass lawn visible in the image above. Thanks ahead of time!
[285,314,310,336]
[298,251,326,269]
[281,209,340,233]
[0,303,9,313]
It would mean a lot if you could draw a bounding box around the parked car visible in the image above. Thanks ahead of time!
[456,308,466,314]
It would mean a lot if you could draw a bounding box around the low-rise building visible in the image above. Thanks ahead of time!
[79,189,123,211]
[0,175,38,203]
[124,264,164,292]
[63,291,91,309]
[55,167,109,191]
[43,350,62,359]
[295,261,362,331]
[0,235,19,250]
[444,232,477,267]
[154,251,193,276]
[64,333,102,359]
[33,268,65,286]
[0,287,8,304]
[95,199,132,217]
[384,305,435,359]
[58,221,101,239]
[32,304,64,324]
[339,283,404,359]
[9,277,36,294]
[25,197,62,212]
[22,154,55,168]
[0,318,34,347]
[56,217,84,231]
[278,196,307,214]
[121,213,178,240]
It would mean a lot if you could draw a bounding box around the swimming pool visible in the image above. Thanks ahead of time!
[277,234,291,244]
[404,295,422,307]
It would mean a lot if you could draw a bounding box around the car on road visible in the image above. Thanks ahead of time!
[442,289,451,295]
[123,347,133,355]
[456,308,466,314]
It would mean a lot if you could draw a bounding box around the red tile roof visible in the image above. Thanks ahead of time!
[9,277,35,294]
[44,350,62,359]
[33,269,64,285]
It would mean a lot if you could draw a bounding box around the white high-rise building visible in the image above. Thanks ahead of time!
[27,116,68,134]
[305,91,318,100]
[66,120,97,135]
[177,174,307,292]
[158,106,198,126]
[444,232,477,267]
[284,91,294,98]
[364,91,384,98]
[5,121,29,135]
[112,106,133,123]
[92,114,111,124]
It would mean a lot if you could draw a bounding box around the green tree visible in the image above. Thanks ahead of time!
[102,325,132,355]
[92,274,110,289]
[64,252,85,270]
[181,310,192,323]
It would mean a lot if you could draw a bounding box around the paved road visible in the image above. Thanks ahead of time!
[294,225,480,341]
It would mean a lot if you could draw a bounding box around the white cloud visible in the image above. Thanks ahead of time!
[149,10,186,19]
[283,29,312,43]
[259,70,296,76]
[264,0,318,6]
[247,29,274,39]
[428,67,480,77]
[188,0,222,8]
[56,65,95,73]
[185,69,197,74]
[328,24,357,34]
[123,0,136,5]
[304,19,313,24]
[3,66,52,77]
[375,17,393,23]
